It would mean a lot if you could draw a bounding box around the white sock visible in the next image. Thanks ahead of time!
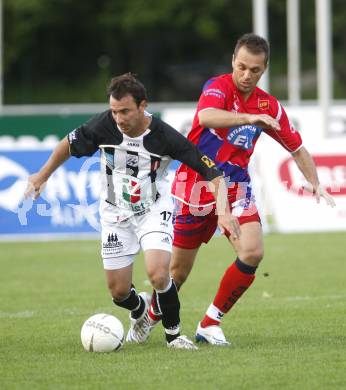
[206,304,225,322]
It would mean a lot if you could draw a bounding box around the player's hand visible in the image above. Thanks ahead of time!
[250,114,281,131]
[217,212,241,240]
[24,172,47,200]
[303,183,336,207]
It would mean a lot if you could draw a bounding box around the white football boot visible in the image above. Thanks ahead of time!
[167,335,198,350]
[195,322,231,346]
[126,292,151,343]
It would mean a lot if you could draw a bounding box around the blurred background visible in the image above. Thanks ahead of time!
[0,0,345,238]
[3,0,346,103]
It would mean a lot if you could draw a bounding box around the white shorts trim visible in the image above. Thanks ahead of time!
[103,255,135,270]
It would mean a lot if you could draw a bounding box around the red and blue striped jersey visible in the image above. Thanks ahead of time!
[172,73,303,206]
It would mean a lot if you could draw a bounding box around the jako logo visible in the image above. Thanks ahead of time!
[0,157,28,211]
[279,155,346,196]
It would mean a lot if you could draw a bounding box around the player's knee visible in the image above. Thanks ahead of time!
[111,289,131,302]
[107,281,129,301]
[147,271,170,291]
[241,248,264,266]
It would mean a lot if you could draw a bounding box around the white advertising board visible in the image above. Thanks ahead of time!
[255,136,346,232]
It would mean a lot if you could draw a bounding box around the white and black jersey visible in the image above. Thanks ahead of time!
[68,110,222,215]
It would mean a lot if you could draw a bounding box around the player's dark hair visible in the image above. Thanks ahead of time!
[107,73,147,107]
[234,33,270,64]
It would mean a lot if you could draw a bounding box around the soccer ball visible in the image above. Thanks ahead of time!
[81,313,124,352]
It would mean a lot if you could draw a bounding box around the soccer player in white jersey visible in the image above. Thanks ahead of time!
[25,73,240,349]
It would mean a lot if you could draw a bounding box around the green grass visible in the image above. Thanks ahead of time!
[0,232,345,389]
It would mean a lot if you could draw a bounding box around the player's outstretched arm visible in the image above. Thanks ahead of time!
[25,136,71,200]
[209,176,241,240]
[292,146,335,207]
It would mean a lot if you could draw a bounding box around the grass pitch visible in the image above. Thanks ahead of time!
[0,232,345,389]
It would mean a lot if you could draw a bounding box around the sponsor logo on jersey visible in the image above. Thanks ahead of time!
[127,142,140,147]
[227,125,261,150]
[258,99,269,110]
[122,178,141,203]
[203,88,225,99]
[126,154,139,168]
[201,155,216,168]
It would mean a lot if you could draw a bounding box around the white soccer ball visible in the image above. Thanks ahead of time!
[81,313,124,352]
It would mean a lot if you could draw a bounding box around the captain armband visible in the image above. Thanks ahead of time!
[201,155,216,168]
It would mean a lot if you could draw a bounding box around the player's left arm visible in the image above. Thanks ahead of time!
[266,100,335,207]
[209,174,241,239]
[292,146,336,207]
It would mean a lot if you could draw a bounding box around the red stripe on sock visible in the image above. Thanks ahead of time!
[149,305,162,321]
[200,316,220,328]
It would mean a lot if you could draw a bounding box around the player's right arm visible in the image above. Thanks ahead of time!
[25,136,71,200]
[25,112,103,200]
[198,108,280,131]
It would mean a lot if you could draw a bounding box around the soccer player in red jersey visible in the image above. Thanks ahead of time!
[148,33,335,345]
